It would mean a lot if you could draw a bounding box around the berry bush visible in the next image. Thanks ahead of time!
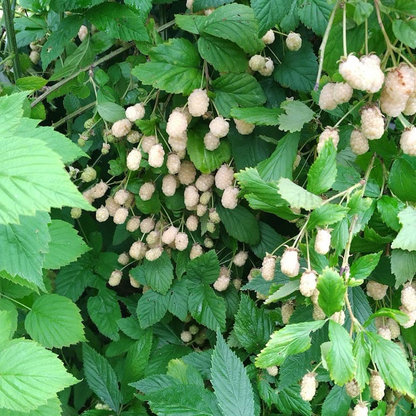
[0,0,416,415]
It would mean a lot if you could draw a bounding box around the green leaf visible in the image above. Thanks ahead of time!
[307,140,337,195]
[298,0,333,36]
[275,384,312,416]
[257,132,300,181]
[388,158,416,203]
[87,3,150,42]
[377,196,403,232]
[321,385,351,416]
[193,0,234,12]
[255,320,326,367]
[87,290,122,340]
[187,129,231,174]
[143,251,173,295]
[136,289,169,328]
[187,250,221,285]
[234,294,273,353]
[25,294,85,348]
[308,204,350,230]
[197,35,248,73]
[274,41,318,92]
[391,206,416,251]
[230,107,281,125]
[212,73,266,117]
[251,0,288,36]
[175,14,207,34]
[391,249,416,288]
[353,332,370,389]
[201,4,263,54]
[216,204,261,244]
[83,344,122,412]
[250,221,285,259]
[167,279,190,321]
[277,178,323,210]
[392,19,416,48]
[16,76,47,91]
[0,339,77,412]
[367,332,413,396]
[327,321,356,385]
[350,252,382,280]
[265,280,300,304]
[43,220,90,270]
[364,308,409,327]
[0,310,13,345]
[132,38,201,94]
[211,331,256,416]
[394,0,416,14]
[317,268,346,317]
[97,102,126,123]
[0,397,62,416]
[353,2,374,25]
[0,212,50,291]
[278,100,315,133]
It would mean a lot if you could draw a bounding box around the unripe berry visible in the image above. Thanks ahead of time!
[317,127,339,153]
[118,252,130,266]
[215,164,234,190]
[78,25,88,42]
[180,330,192,343]
[81,166,97,183]
[166,111,188,137]
[113,207,128,225]
[96,206,110,222]
[139,182,156,201]
[401,283,416,312]
[299,270,317,297]
[314,228,331,255]
[126,216,140,232]
[101,143,110,154]
[130,275,141,288]
[366,281,388,300]
[221,186,239,209]
[112,119,132,138]
[178,161,196,185]
[175,232,189,251]
[345,379,360,398]
[233,278,242,290]
[125,103,145,122]
[282,302,294,324]
[146,230,160,247]
[370,371,385,401]
[140,217,155,234]
[145,246,163,261]
[234,119,255,135]
[108,270,122,287]
[350,129,369,155]
[127,148,142,171]
[286,32,302,51]
[126,130,141,144]
[280,247,300,277]
[400,127,416,156]
[210,117,229,138]
[262,29,275,45]
[262,254,276,281]
[249,55,266,72]
[129,241,147,260]
[186,0,194,11]
[352,402,368,416]
[258,58,274,76]
[167,153,181,174]
[209,209,221,224]
[184,185,199,209]
[206,221,216,233]
[196,203,207,217]
[233,251,248,267]
[361,106,384,140]
[141,135,158,153]
[204,132,221,151]
[204,237,214,248]
[199,191,212,205]
[29,50,40,64]
[186,215,199,232]
[188,88,209,117]
[190,244,203,260]
[266,366,279,377]
[162,226,178,245]
[300,373,317,401]
[71,207,82,219]
[148,144,165,168]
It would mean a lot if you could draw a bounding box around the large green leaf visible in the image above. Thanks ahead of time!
[230,107,281,126]
[132,38,201,94]
[212,73,266,117]
[377,195,403,232]
[83,344,122,412]
[275,384,312,416]
[256,320,326,367]
[321,385,351,416]
[327,321,356,385]
[211,332,255,416]
[391,206,416,251]
[250,221,285,259]
[25,294,85,348]
[136,289,169,328]
[1,397,62,416]
[143,251,173,295]
[308,204,349,230]
[317,268,346,317]
[388,158,416,203]
[277,178,322,210]
[166,279,189,321]
[350,252,382,280]
[391,249,416,288]
[392,19,416,48]
[278,100,315,133]
[0,339,77,412]
[298,0,333,36]
[96,102,126,123]
[251,0,288,36]
[353,332,370,389]
[186,251,220,285]
[193,0,234,12]
[43,220,90,270]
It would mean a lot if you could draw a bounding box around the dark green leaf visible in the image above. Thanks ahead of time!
[251,0,288,36]
[97,102,126,123]
[167,279,189,321]
[317,268,346,316]
[392,19,416,48]
[250,221,285,259]
[377,195,403,232]
[136,289,169,329]
[193,0,235,12]
[388,158,416,203]
[350,252,382,280]
[321,385,351,416]
[353,332,370,389]
[186,250,220,285]
[298,0,333,35]
[143,251,173,295]
[391,249,416,289]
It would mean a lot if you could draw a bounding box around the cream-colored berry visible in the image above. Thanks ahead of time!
[162,226,178,245]
[258,58,274,76]
[145,246,163,261]
[168,133,188,153]
[206,221,216,233]
[204,132,221,151]
[339,55,361,87]
[127,148,142,171]
[315,228,331,255]
[400,127,416,156]
[140,217,155,234]
[313,303,326,320]
[400,306,416,328]
[175,232,189,251]
[162,174,177,197]
[249,55,266,72]
[234,119,255,135]
[178,161,196,185]
[195,174,214,192]
[91,181,108,199]
[29,50,40,64]
[186,215,199,232]
[141,135,158,153]
[127,130,141,144]
[167,153,181,174]
[129,275,141,288]
[71,207,82,219]
[262,29,275,45]
[196,203,207,217]
[286,32,302,51]
[78,25,88,42]
[282,302,294,324]
[401,283,416,312]
[148,144,165,168]
[215,164,234,190]
[233,278,242,290]
[188,88,209,117]
[186,0,194,11]
[108,270,122,287]
[139,182,156,201]
[221,186,239,209]
[105,197,120,216]
[330,310,345,325]
[233,251,248,267]
[361,106,384,140]
[184,185,199,209]
[180,330,192,343]
[350,129,369,155]
[114,189,130,205]
[333,82,353,103]
[81,166,97,183]
[300,373,317,401]
[299,270,317,297]
[352,402,368,416]
[126,216,140,232]
[166,111,188,137]
[204,237,214,248]
[199,191,212,205]
[96,206,109,222]
[377,326,392,340]
[317,127,339,153]
[129,241,147,260]
[125,103,145,122]
[280,247,300,277]
[112,119,132,138]
[266,365,279,377]
[118,252,130,266]
[113,207,128,225]
[387,318,400,339]
[213,275,230,292]
[319,83,338,111]
[210,117,229,138]
[366,281,388,300]
[146,230,160,247]
[345,379,360,398]
[209,209,221,224]
[262,254,276,281]
[370,372,385,401]
[404,95,416,116]
[190,244,203,260]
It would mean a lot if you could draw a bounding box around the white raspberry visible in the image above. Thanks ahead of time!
[333,82,353,103]
[196,204,207,217]
[233,251,248,267]
[118,252,130,266]
[206,221,216,233]
[180,330,192,343]
[317,127,339,153]
[280,247,300,277]
[377,326,392,340]
[282,302,294,324]
[233,278,242,290]
[360,55,385,93]
[113,207,128,225]
[162,174,177,197]
[129,275,140,288]
[188,88,209,117]
[186,0,194,11]
[401,283,416,312]
[314,228,331,255]
[313,303,326,320]
[370,372,385,401]
[126,216,140,232]
[345,379,360,398]
[127,148,142,171]
[81,166,97,183]
[127,130,141,144]
[112,119,132,138]
[199,191,212,206]
[400,127,416,156]
[286,32,302,51]
[300,373,317,401]
[352,402,368,416]
[380,89,407,117]
[221,186,239,209]
[162,226,178,245]
[184,185,199,209]
[234,119,255,135]
[141,135,158,153]
[175,232,189,251]
[91,181,108,199]
[167,153,181,174]
[195,174,214,192]
[129,241,147,260]
[404,95,416,116]
[319,83,338,110]
[166,111,188,137]
[105,197,120,216]
[125,103,145,122]
[146,231,160,247]
[330,310,345,325]
[350,129,369,155]
[213,275,230,292]
[266,366,279,377]
[145,246,163,261]
[168,133,188,152]
[71,207,82,219]
[299,270,317,297]
[78,25,88,42]
[262,254,276,281]
[139,182,156,201]
[399,306,416,328]
[96,206,109,222]
[190,244,203,260]
[29,51,40,64]
[361,106,384,140]
[385,64,415,97]
[176,148,186,159]
[114,189,130,205]
[209,209,221,224]
[186,215,199,231]
[258,58,274,76]
[366,281,388,300]
[140,217,155,234]
[387,318,400,339]
[204,236,214,247]
[249,55,266,72]
[215,164,234,190]
[178,161,196,185]
[339,55,361,87]
[148,144,165,168]
[204,132,221,151]
[262,29,275,45]
[108,270,122,287]
[210,117,229,138]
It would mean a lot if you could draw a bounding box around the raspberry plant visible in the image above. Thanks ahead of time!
[0,0,416,415]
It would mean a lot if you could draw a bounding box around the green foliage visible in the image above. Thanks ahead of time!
[317,268,346,316]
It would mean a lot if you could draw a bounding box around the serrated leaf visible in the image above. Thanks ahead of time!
[211,331,255,416]
[377,196,403,232]
[251,0,288,36]
[327,321,356,385]
[250,221,285,259]
[265,280,300,304]
[321,385,351,416]
[0,339,77,412]
[136,289,169,328]
[392,19,416,48]
[391,249,416,288]
[256,320,326,367]
[307,140,337,195]
[317,268,346,317]
[97,102,126,123]
[308,204,350,230]
[353,1,374,25]
[364,308,409,327]
[353,332,370,389]
[132,38,201,94]
[43,220,90,270]
[25,294,85,348]
[391,206,416,251]
[350,252,382,280]
[143,251,173,295]
[277,178,322,210]
[83,344,122,412]
[298,0,333,36]
[1,397,62,416]
[388,158,416,203]
[167,279,189,321]
[193,0,234,12]
[278,100,315,133]
[16,76,47,91]
[275,384,312,416]
[175,14,207,34]
[187,251,220,284]
[230,107,281,125]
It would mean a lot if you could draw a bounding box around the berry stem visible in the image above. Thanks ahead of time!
[374,0,397,66]
[52,102,96,129]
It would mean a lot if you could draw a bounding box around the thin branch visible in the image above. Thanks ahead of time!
[2,0,21,79]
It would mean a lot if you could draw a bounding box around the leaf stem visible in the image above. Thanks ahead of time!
[52,101,96,129]
[0,293,31,311]
[342,2,347,57]
[2,0,21,79]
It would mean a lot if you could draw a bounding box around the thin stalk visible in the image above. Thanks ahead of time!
[342,2,347,57]
[52,101,96,128]
[374,0,397,66]
[2,0,21,79]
